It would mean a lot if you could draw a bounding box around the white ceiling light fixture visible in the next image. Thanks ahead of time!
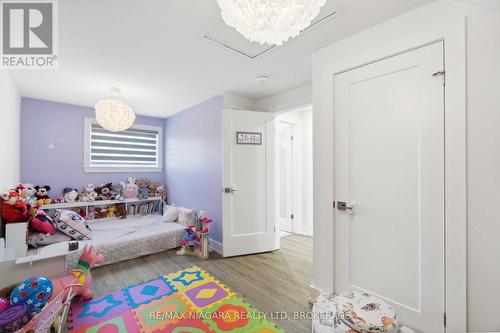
[216,0,327,46]
[95,87,136,132]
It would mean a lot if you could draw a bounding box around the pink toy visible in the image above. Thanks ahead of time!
[120,177,139,199]
[200,217,212,234]
[0,297,9,312]
[52,194,64,204]
[29,207,55,234]
[50,245,103,301]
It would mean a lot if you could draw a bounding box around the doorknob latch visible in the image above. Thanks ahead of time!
[336,201,354,214]
[224,187,237,194]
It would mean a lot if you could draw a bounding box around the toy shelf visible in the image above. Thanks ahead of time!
[40,197,164,220]
[40,197,163,210]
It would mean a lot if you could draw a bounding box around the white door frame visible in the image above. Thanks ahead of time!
[312,18,467,332]
[277,119,299,234]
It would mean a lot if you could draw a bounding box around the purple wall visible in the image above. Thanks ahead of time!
[21,98,165,196]
[165,96,223,242]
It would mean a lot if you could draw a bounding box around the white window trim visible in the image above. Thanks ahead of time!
[83,117,163,173]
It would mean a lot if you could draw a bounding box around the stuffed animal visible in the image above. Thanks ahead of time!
[155,185,167,201]
[77,208,87,218]
[34,185,51,205]
[87,207,96,220]
[96,183,113,201]
[63,188,79,203]
[120,177,138,199]
[0,190,29,222]
[80,184,98,202]
[106,205,117,218]
[29,207,55,234]
[112,183,125,201]
[95,207,108,219]
[136,179,150,199]
[16,183,36,207]
[53,194,64,203]
[148,181,159,197]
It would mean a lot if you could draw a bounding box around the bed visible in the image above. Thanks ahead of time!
[34,215,186,269]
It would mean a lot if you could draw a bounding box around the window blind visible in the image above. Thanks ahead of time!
[88,123,160,169]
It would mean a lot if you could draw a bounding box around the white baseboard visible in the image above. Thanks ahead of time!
[209,238,223,255]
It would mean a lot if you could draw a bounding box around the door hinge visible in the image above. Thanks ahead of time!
[432,70,446,85]
[291,214,294,220]
[443,312,447,327]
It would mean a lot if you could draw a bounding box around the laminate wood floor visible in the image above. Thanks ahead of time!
[91,234,313,333]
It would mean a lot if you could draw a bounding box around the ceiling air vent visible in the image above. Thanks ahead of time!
[203,3,339,59]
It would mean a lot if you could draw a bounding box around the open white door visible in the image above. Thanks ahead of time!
[222,110,277,257]
[334,42,445,332]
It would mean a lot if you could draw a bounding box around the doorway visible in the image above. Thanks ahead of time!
[276,107,313,238]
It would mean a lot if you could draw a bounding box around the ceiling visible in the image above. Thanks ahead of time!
[11,0,435,117]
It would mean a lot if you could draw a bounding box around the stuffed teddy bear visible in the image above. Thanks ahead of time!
[96,183,113,201]
[34,185,52,205]
[106,205,117,218]
[63,188,79,203]
[0,190,29,222]
[136,179,150,199]
[148,181,159,197]
[80,184,98,202]
[120,177,138,199]
[155,185,167,201]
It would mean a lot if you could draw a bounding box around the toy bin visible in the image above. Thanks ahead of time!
[0,282,75,333]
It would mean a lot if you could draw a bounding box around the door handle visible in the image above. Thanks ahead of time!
[224,187,237,194]
[336,201,354,214]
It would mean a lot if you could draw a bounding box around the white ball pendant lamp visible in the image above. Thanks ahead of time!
[216,0,327,46]
[95,87,136,132]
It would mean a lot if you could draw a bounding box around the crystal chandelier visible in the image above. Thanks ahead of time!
[95,88,135,132]
[216,0,327,46]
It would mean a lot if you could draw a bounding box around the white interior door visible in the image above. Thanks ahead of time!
[334,42,445,333]
[278,122,295,233]
[222,110,277,257]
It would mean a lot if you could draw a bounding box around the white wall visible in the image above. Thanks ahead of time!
[0,71,20,192]
[312,0,500,331]
[223,93,258,111]
[255,83,312,112]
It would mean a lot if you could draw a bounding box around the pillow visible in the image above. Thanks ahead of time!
[178,207,196,226]
[163,205,179,222]
[27,231,71,247]
[54,209,92,240]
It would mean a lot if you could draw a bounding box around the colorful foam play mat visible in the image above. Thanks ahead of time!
[69,266,285,332]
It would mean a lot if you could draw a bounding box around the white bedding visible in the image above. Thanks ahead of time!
[37,215,186,269]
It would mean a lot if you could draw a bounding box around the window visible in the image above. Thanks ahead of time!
[84,118,163,172]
